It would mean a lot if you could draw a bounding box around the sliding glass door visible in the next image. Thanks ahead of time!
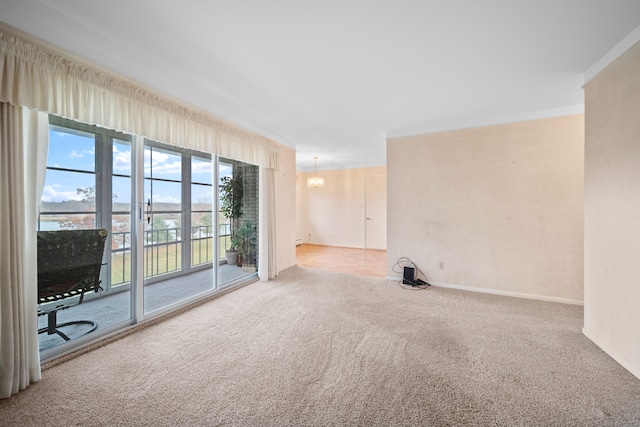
[142,141,215,315]
[37,116,258,359]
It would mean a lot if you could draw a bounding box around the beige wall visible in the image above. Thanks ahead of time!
[296,166,386,248]
[584,41,640,379]
[275,146,297,273]
[387,115,584,303]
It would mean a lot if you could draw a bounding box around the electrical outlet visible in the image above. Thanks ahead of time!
[439,262,444,270]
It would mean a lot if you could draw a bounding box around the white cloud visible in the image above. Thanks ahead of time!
[152,195,181,204]
[192,162,212,174]
[41,185,84,203]
[143,150,182,176]
[149,161,182,175]
[144,150,169,164]
[113,145,132,172]
[69,150,83,158]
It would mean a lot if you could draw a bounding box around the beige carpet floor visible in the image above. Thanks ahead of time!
[2,266,640,426]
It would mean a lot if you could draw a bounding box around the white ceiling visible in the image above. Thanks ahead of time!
[1,1,640,171]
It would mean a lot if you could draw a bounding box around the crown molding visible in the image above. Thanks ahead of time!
[585,24,640,84]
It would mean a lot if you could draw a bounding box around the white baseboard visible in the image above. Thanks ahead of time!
[385,276,583,306]
[582,327,640,381]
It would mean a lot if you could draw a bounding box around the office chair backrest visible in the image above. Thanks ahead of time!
[37,228,108,304]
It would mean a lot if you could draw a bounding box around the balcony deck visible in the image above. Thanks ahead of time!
[37,263,252,352]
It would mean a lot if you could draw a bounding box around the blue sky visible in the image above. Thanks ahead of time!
[43,129,98,204]
[43,129,223,207]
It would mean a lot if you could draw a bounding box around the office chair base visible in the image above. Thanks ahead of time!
[38,319,98,341]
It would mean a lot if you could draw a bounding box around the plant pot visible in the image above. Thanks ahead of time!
[226,250,237,265]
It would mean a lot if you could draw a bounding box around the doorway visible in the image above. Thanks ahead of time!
[364,176,386,250]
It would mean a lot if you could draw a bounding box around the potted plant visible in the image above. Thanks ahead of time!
[225,242,238,265]
[234,220,257,272]
[220,170,243,265]
[229,233,244,266]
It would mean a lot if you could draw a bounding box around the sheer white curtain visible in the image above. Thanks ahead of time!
[0,104,49,398]
[258,167,277,281]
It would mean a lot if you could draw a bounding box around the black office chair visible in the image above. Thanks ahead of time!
[37,229,108,341]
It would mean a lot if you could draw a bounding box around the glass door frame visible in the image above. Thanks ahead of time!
[38,116,258,362]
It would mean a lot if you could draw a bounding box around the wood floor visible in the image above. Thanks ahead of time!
[295,244,387,278]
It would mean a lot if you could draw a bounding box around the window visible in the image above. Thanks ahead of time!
[40,118,134,293]
[40,126,98,231]
[38,117,133,353]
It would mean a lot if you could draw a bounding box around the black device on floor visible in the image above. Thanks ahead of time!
[403,266,415,285]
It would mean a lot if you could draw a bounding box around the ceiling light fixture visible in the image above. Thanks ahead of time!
[307,156,324,188]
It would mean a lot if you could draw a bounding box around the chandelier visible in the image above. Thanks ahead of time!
[307,156,324,188]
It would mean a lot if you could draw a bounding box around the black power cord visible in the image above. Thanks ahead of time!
[392,257,431,290]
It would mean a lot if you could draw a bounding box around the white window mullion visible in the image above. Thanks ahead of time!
[182,155,191,271]
[214,156,220,290]
[131,135,145,322]
[96,133,112,291]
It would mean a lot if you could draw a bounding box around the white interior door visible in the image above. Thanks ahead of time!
[365,176,387,250]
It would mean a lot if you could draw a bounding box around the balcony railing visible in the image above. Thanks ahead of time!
[143,227,182,278]
[110,224,231,286]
